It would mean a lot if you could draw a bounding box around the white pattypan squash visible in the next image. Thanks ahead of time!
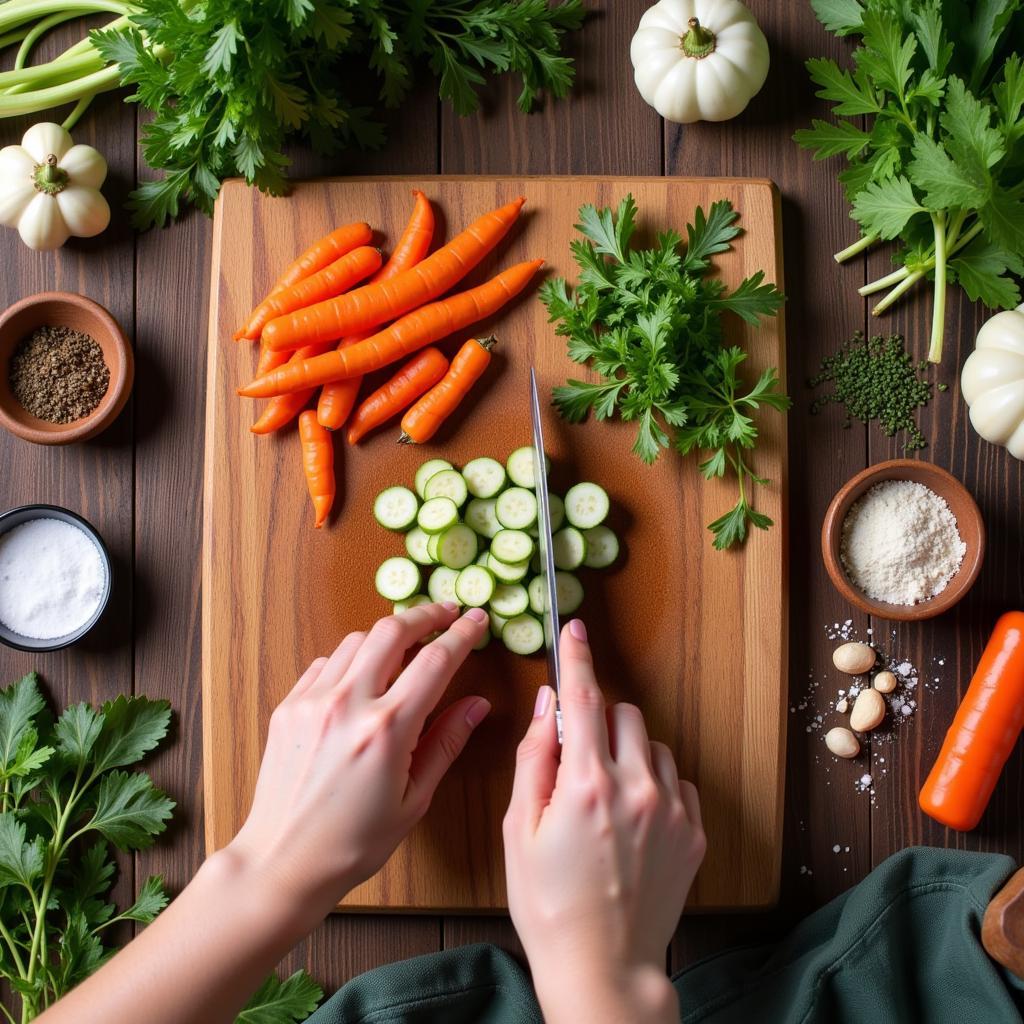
[630,0,769,124]
[0,122,110,251]
[961,304,1024,460]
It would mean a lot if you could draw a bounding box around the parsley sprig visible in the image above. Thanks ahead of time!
[541,196,788,550]
[794,0,1024,363]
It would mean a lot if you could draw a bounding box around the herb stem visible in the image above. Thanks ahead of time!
[61,91,93,131]
[0,917,26,979]
[871,269,923,314]
[859,265,908,295]
[834,232,878,263]
[928,211,947,363]
[0,61,120,116]
[13,10,82,70]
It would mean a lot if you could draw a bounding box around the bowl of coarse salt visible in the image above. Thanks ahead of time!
[0,505,112,651]
[821,460,985,621]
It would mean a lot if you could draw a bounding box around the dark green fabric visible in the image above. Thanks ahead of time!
[308,847,1024,1023]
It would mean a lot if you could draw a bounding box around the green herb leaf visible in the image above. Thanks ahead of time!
[0,674,45,777]
[908,134,989,211]
[114,875,169,926]
[805,57,880,115]
[950,236,1024,307]
[850,175,925,239]
[810,0,864,35]
[682,200,740,271]
[85,771,174,851]
[55,703,104,769]
[90,696,171,775]
[237,970,324,1023]
[0,814,44,889]
[793,118,872,159]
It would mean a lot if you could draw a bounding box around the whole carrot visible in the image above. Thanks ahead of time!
[298,410,335,528]
[257,341,290,377]
[250,343,332,434]
[347,348,449,445]
[262,196,526,352]
[919,611,1024,831]
[319,190,435,430]
[239,259,543,399]
[238,245,383,341]
[234,221,372,339]
[399,337,495,444]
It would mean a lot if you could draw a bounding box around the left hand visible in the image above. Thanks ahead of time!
[227,602,491,923]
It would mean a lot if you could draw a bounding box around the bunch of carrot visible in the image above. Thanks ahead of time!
[235,191,542,528]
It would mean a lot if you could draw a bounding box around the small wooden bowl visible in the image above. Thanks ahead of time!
[821,459,985,622]
[0,292,133,445]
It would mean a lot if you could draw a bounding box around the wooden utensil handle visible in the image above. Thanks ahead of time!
[983,867,1024,980]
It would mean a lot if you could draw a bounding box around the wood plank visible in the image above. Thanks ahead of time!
[663,0,874,969]
[203,174,786,913]
[133,99,443,990]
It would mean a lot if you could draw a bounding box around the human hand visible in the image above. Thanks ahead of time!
[503,619,705,1024]
[227,602,491,927]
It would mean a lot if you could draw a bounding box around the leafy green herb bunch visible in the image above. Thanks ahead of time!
[541,196,788,550]
[794,0,1024,364]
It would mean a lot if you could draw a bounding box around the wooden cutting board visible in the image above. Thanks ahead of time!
[202,176,788,912]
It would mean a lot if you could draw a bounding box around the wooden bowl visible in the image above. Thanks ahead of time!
[821,459,985,621]
[0,292,133,445]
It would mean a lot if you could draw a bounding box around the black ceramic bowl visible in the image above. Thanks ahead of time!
[0,504,112,652]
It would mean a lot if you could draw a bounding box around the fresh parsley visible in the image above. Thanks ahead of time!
[82,0,584,229]
[794,0,1024,363]
[541,196,788,550]
[0,673,321,1023]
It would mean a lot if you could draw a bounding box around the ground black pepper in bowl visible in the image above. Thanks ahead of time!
[8,326,110,424]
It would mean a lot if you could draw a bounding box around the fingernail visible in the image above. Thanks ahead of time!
[569,618,587,642]
[464,607,488,624]
[465,698,491,727]
[533,685,551,718]
[441,601,459,612]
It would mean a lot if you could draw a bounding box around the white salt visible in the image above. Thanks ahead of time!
[0,519,106,639]
[840,480,966,605]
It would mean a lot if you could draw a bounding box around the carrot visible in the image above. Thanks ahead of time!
[257,341,291,377]
[347,348,449,445]
[239,259,542,399]
[919,611,1024,831]
[398,337,495,444]
[298,410,335,528]
[234,221,373,340]
[250,343,332,434]
[262,196,526,352]
[237,245,382,341]
[318,190,435,430]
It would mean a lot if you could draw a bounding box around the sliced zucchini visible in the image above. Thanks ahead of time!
[582,525,619,569]
[491,529,534,564]
[552,526,587,571]
[393,594,430,614]
[496,487,538,529]
[489,583,529,618]
[527,575,548,615]
[427,566,461,605]
[464,497,501,539]
[426,532,442,563]
[374,486,419,531]
[415,459,453,499]
[487,553,530,583]
[506,446,549,488]
[555,571,584,615]
[455,565,495,607]
[462,457,506,499]
[417,496,459,534]
[475,550,491,566]
[502,614,544,655]
[423,468,469,508]
[438,524,478,570]
[489,609,509,639]
[564,482,609,529]
[375,557,420,601]
[548,493,565,532]
[404,526,433,565]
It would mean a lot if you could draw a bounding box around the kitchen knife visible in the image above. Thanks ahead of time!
[529,367,563,743]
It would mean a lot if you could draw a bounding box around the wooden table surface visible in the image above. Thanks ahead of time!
[1,0,1021,997]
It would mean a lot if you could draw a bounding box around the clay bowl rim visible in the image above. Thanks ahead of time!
[0,291,133,445]
[821,459,985,622]
[0,503,113,653]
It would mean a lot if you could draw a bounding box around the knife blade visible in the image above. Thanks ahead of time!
[529,367,563,743]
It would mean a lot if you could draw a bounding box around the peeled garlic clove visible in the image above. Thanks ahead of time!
[825,727,860,759]
[850,688,886,732]
[873,670,897,694]
[833,641,876,675]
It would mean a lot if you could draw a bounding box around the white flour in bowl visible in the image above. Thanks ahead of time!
[840,480,966,605]
[0,519,107,639]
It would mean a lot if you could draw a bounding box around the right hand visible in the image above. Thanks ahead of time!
[502,619,706,1024]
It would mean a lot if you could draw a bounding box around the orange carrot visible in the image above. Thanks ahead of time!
[238,245,382,341]
[239,259,543,399]
[257,341,291,376]
[250,343,332,434]
[347,348,449,445]
[318,190,435,430]
[399,337,495,444]
[298,410,335,528]
[234,221,372,339]
[919,611,1024,831]
[262,196,526,352]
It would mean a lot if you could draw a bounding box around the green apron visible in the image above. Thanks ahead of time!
[307,847,1024,1023]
